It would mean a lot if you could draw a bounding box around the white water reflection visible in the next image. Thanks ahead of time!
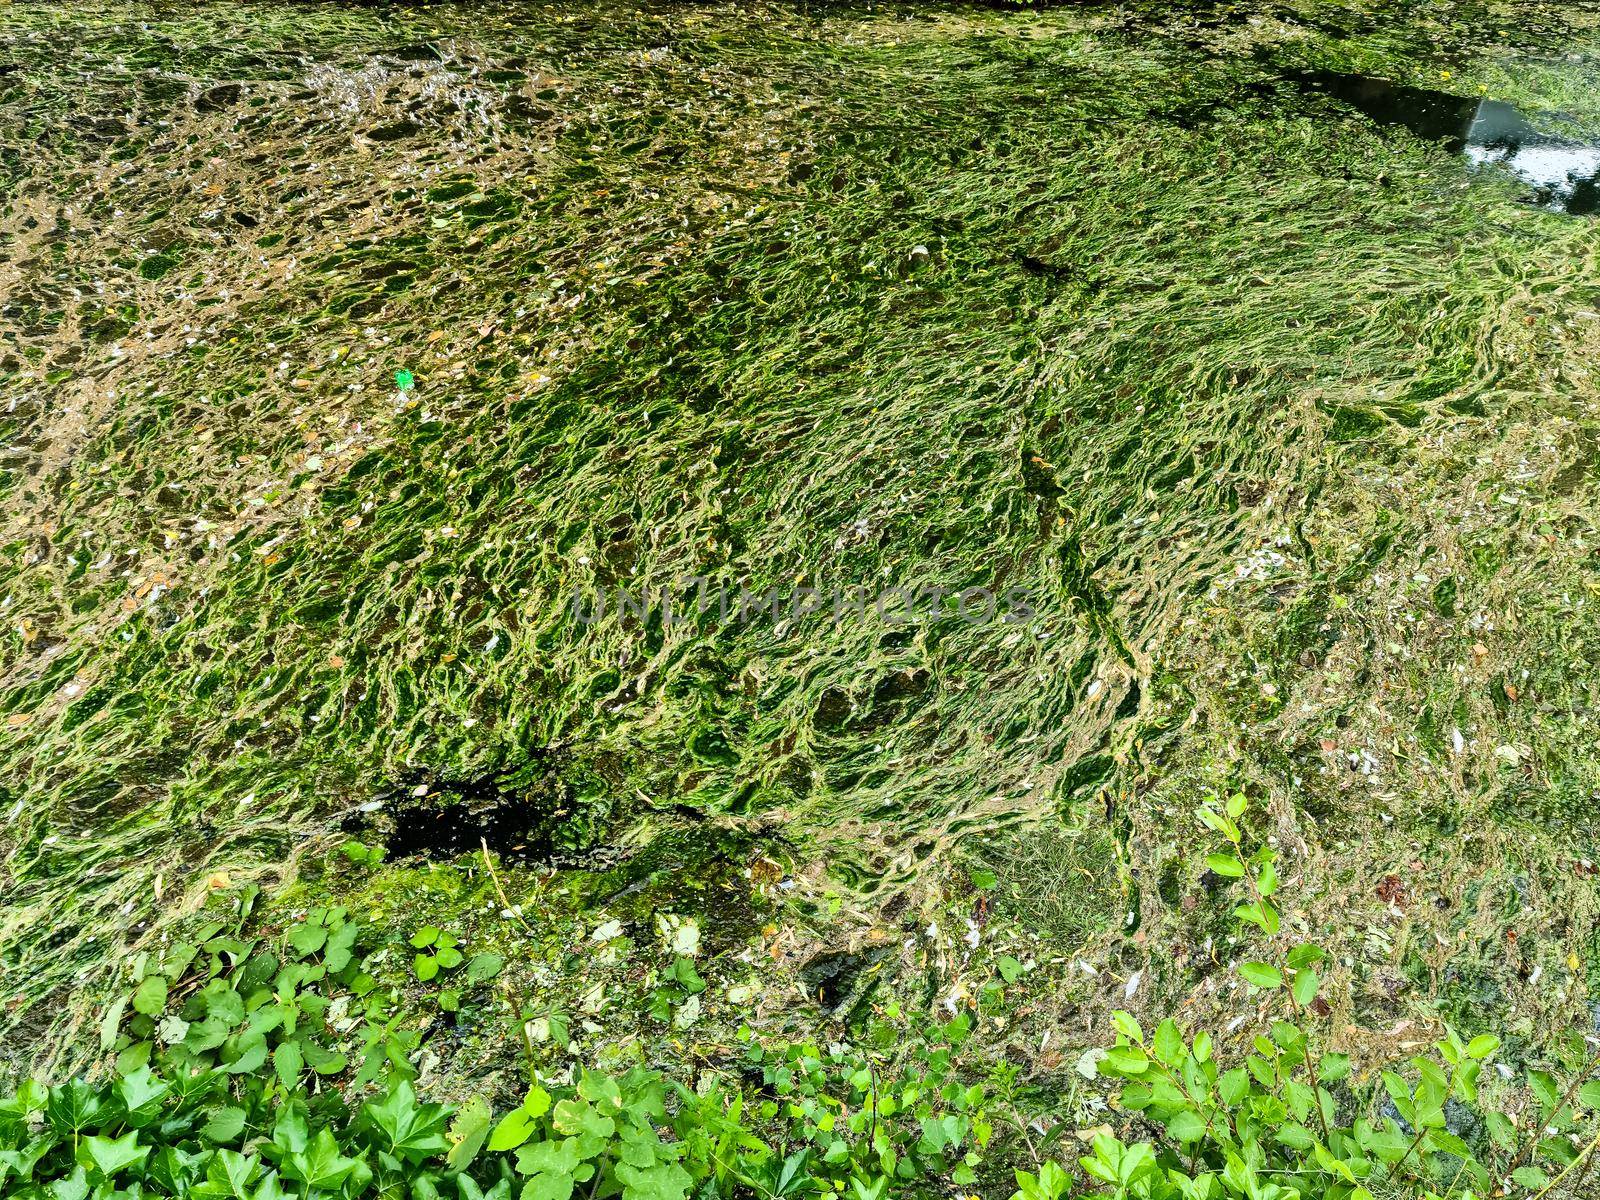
[1293,69,1600,215]
[1463,99,1600,214]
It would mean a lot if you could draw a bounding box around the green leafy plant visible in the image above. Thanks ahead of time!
[411,926,466,983]
[646,958,706,1025]
[0,902,960,1200]
[98,894,413,1094]
[1008,791,1600,1200]
[16,852,1600,1200]
[737,1003,992,1195]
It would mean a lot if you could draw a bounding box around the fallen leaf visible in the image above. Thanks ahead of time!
[1376,874,1406,907]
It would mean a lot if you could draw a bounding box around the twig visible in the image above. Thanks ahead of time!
[1388,1123,1430,1182]
[1533,1128,1600,1200]
[480,836,535,935]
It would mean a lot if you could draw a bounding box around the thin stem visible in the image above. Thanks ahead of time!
[1233,826,1333,1146]
[498,974,540,1079]
[1388,1123,1431,1181]
[1532,1127,1600,1200]
[480,837,536,935]
[1569,1138,1600,1199]
[866,1056,880,1164]
[1508,1047,1600,1179]
[1159,1058,1237,1150]
[1439,1124,1478,1199]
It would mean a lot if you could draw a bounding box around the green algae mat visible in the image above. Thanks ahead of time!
[6,0,1600,1076]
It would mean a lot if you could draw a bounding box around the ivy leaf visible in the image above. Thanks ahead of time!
[414,954,439,982]
[147,1146,200,1193]
[132,975,168,1017]
[447,1097,494,1172]
[466,953,505,985]
[81,1132,150,1178]
[49,1165,89,1200]
[285,1128,359,1191]
[117,1066,170,1127]
[45,1081,103,1136]
[251,1166,292,1200]
[204,1148,260,1198]
[364,1081,450,1162]
[272,1104,310,1155]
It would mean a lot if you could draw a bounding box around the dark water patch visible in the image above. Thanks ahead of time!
[1288,70,1480,146]
[799,946,891,1016]
[368,119,423,142]
[350,757,608,865]
[1288,70,1600,215]
[195,83,242,112]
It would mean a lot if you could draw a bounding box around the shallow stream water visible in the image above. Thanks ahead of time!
[5,0,1600,1068]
